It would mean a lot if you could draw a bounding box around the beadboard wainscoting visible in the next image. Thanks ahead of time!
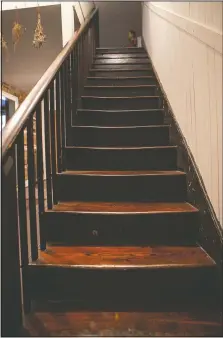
[142,2,222,228]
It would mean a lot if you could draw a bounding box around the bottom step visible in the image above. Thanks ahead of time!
[25,307,222,337]
[27,246,218,308]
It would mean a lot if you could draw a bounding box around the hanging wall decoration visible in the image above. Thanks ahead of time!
[1,33,9,61]
[33,6,46,49]
[12,8,26,51]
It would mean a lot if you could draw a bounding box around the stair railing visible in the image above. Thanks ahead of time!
[1,7,99,336]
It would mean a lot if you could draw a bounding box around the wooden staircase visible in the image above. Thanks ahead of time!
[25,47,221,336]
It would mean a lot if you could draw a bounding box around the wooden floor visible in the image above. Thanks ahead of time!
[25,310,222,336]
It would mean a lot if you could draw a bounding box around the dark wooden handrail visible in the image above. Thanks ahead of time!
[1,7,99,336]
[1,7,98,159]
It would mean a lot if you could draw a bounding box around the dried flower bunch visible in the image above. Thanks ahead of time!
[12,20,26,51]
[1,33,8,50]
[33,10,46,49]
[1,33,9,62]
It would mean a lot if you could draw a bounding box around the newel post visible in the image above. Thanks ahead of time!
[1,147,23,336]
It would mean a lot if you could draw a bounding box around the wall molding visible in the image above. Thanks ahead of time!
[142,37,222,267]
[144,3,222,55]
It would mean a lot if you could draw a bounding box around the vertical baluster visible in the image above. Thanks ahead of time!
[92,19,95,57]
[71,48,78,126]
[50,81,57,204]
[56,72,62,173]
[95,9,99,48]
[44,90,53,209]
[80,35,84,96]
[60,65,66,170]
[67,55,72,142]
[2,148,23,336]
[36,103,46,250]
[16,131,30,312]
[17,131,29,267]
[27,117,38,260]
[77,41,81,109]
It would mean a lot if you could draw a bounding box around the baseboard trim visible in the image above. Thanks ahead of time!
[142,38,222,267]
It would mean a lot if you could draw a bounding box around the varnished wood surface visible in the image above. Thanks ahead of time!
[89,69,154,77]
[96,47,145,53]
[87,76,155,79]
[59,170,185,176]
[94,58,150,65]
[25,310,222,337]
[35,245,214,267]
[89,68,153,72]
[93,64,152,70]
[95,53,148,58]
[52,201,198,213]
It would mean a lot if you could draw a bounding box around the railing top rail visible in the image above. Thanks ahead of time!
[1,7,98,159]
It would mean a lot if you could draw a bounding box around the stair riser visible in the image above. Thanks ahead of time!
[82,97,162,110]
[96,48,145,54]
[84,86,159,96]
[95,53,148,59]
[56,174,187,202]
[89,70,154,77]
[71,126,169,147]
[43,212,199,245]
[94,59,150,65]
[73,110,164,126]
[93,64,152,70]
[86,77,157,86]
[28,266,217,308]
[65,148,178,171]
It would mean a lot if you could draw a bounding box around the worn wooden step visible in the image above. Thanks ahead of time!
[84,85,159,96]
[56,170,187,202]
[73,109,164,126]
[25,307,223,337]
[71,125,169,147]
[89,69,154,77]
[81,96,162,110]
[96,47,145,54]
[94,59,150,65]
[86,76,157,86]
[93,64,152,70]
[65,146,178,171]
[43,202,199,245]
[28,245,217,305]
[95,52,148,58]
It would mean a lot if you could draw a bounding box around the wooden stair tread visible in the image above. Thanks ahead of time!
[90,68,152,71]
[51,201,198,214]
[73,125,168,129]
[25,310,222,337]
[95,52,148,58]
[82,95,160,99]
[59,170,185,176]
[34,245,214,268]
[87,76,155,79]
[66,145,177,150]
[85,85,157,88]
[77,108,163,112]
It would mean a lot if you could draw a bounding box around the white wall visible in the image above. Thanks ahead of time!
[142,2,222,226]
[1,2,60,11]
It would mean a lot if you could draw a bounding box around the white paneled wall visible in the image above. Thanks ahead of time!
[142,2,222,226]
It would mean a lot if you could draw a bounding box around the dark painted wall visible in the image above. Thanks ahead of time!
[95,1,142,47]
